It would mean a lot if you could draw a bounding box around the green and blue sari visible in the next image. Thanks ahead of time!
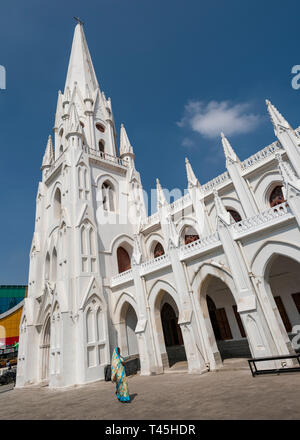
[111,348,130,403]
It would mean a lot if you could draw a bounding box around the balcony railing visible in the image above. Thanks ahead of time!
[180,232,220,259]
[231,202,291,236]
[87,147,128,167]
[111,269,133,287]
[240,141,282,172]
[140,254,171,276]
[202,171,230,194]
[142,212,160,229]
[169,193,191,213]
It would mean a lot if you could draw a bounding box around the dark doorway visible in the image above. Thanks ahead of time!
[207,295,232,341]
[161,303,183,346]
[160,302,186,367]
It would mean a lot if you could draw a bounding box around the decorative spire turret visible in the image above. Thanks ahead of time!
[185,158,200,188]
[41,135,54,170]
[266,99,291,135]
[120,124,134,158]
[68,102,82,134]
[167,214,180,248]
[221,132,239,163]
[213,189,231,226]
[156,178,168,209]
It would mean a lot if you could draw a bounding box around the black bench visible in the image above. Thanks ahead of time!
[248,353,300,377]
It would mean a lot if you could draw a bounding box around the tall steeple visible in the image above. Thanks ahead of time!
[64,22,99,96]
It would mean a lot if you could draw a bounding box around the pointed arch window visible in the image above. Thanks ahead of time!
[80,223,97,273]
[53,188,62,223]
[78,166,90,200]
[99,140,105,154]
[84,297,106,368]
[102,181,115,212]
[153,242,165,259]
[183,225,199,245]
[269,185,285,207]
[117,247,131,273]
[227,209,242,223]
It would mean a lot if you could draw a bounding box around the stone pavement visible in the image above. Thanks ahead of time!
[0,359,300,420]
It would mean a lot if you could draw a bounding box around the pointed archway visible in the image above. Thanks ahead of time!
[156,292,187,368]
[41,316,51,382]
[201,275,251,360]
[266,255,300,337]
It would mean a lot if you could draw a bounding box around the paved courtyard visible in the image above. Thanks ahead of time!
[0,359,300,420]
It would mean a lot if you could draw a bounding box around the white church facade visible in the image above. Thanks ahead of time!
[16,22,300,388]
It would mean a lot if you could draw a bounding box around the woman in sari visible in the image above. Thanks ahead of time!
[111,347,130,403]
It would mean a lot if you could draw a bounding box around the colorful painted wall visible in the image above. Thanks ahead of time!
[0,286,27,347]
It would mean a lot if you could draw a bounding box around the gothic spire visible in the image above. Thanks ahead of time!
[120,124,134,157]
[276,153,300,186]
[221,132,239,163]
[266,99,291,134]
[156,178,168,209]
[213,189,231,226]
[185,158,200,188]
[41,135,54,169]
[68,102,82,134]
[64,22,99,96]
[167,214,180,247]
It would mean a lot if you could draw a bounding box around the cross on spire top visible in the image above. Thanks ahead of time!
[73,16,84,26]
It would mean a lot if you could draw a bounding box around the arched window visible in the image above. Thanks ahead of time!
[51,248,57,282]
[99,140,105,153]
[96,123,105,133]
[84,297,106,368]
[78,166,89,200]
[53,188,62,223]
[153,242,165,259]
[227,209,242,223]
[183,226,199,245]
[80,121,85,128]
[102,181,115,211]
[117,247,131,273]
[269,185,285,207]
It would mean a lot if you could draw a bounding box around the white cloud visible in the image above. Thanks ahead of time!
[178,100,262,139]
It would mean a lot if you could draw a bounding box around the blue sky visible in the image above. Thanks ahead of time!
[1,0,300,283]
